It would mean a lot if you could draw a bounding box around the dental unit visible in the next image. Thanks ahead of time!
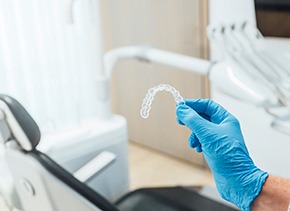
[98,22,290,134]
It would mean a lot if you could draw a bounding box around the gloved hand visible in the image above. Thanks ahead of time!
[176,99,268,211]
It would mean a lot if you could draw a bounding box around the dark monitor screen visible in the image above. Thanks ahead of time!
[255,0,290,37]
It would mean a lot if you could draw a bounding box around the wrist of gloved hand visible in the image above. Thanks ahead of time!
[204,139,268,211]
[176,99,268,211]
[234,169,268,211]
[212,161,268,211]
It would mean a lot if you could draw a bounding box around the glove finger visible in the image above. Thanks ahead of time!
[176,117,185,125]
[196,143,203,153]
[188,132,200,148]
[188,134,203,153]
[176,105,210,129]
[184,99,237,124]
[176,104,211,135]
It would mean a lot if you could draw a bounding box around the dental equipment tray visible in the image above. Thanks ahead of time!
[116,186,239,211]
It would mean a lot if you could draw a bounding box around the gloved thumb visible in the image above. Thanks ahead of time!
[176,104,211,135]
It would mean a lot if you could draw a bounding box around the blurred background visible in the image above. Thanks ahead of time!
[1,0,290,210]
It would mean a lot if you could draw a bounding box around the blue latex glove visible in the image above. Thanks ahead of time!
[176,99,268,211]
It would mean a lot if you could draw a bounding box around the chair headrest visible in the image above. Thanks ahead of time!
[0,95,40,151]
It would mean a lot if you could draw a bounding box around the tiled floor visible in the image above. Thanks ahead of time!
[0,142,214,210]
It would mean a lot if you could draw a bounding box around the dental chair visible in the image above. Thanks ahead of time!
[0,95,239,211]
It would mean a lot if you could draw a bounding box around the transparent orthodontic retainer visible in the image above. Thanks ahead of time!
[140,84,185,119]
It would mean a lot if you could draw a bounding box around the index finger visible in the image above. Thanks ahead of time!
[184,99,236,124]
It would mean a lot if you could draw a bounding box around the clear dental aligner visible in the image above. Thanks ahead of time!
[140,84,185,119]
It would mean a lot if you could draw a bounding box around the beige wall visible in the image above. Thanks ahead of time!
[101,0,209,166]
